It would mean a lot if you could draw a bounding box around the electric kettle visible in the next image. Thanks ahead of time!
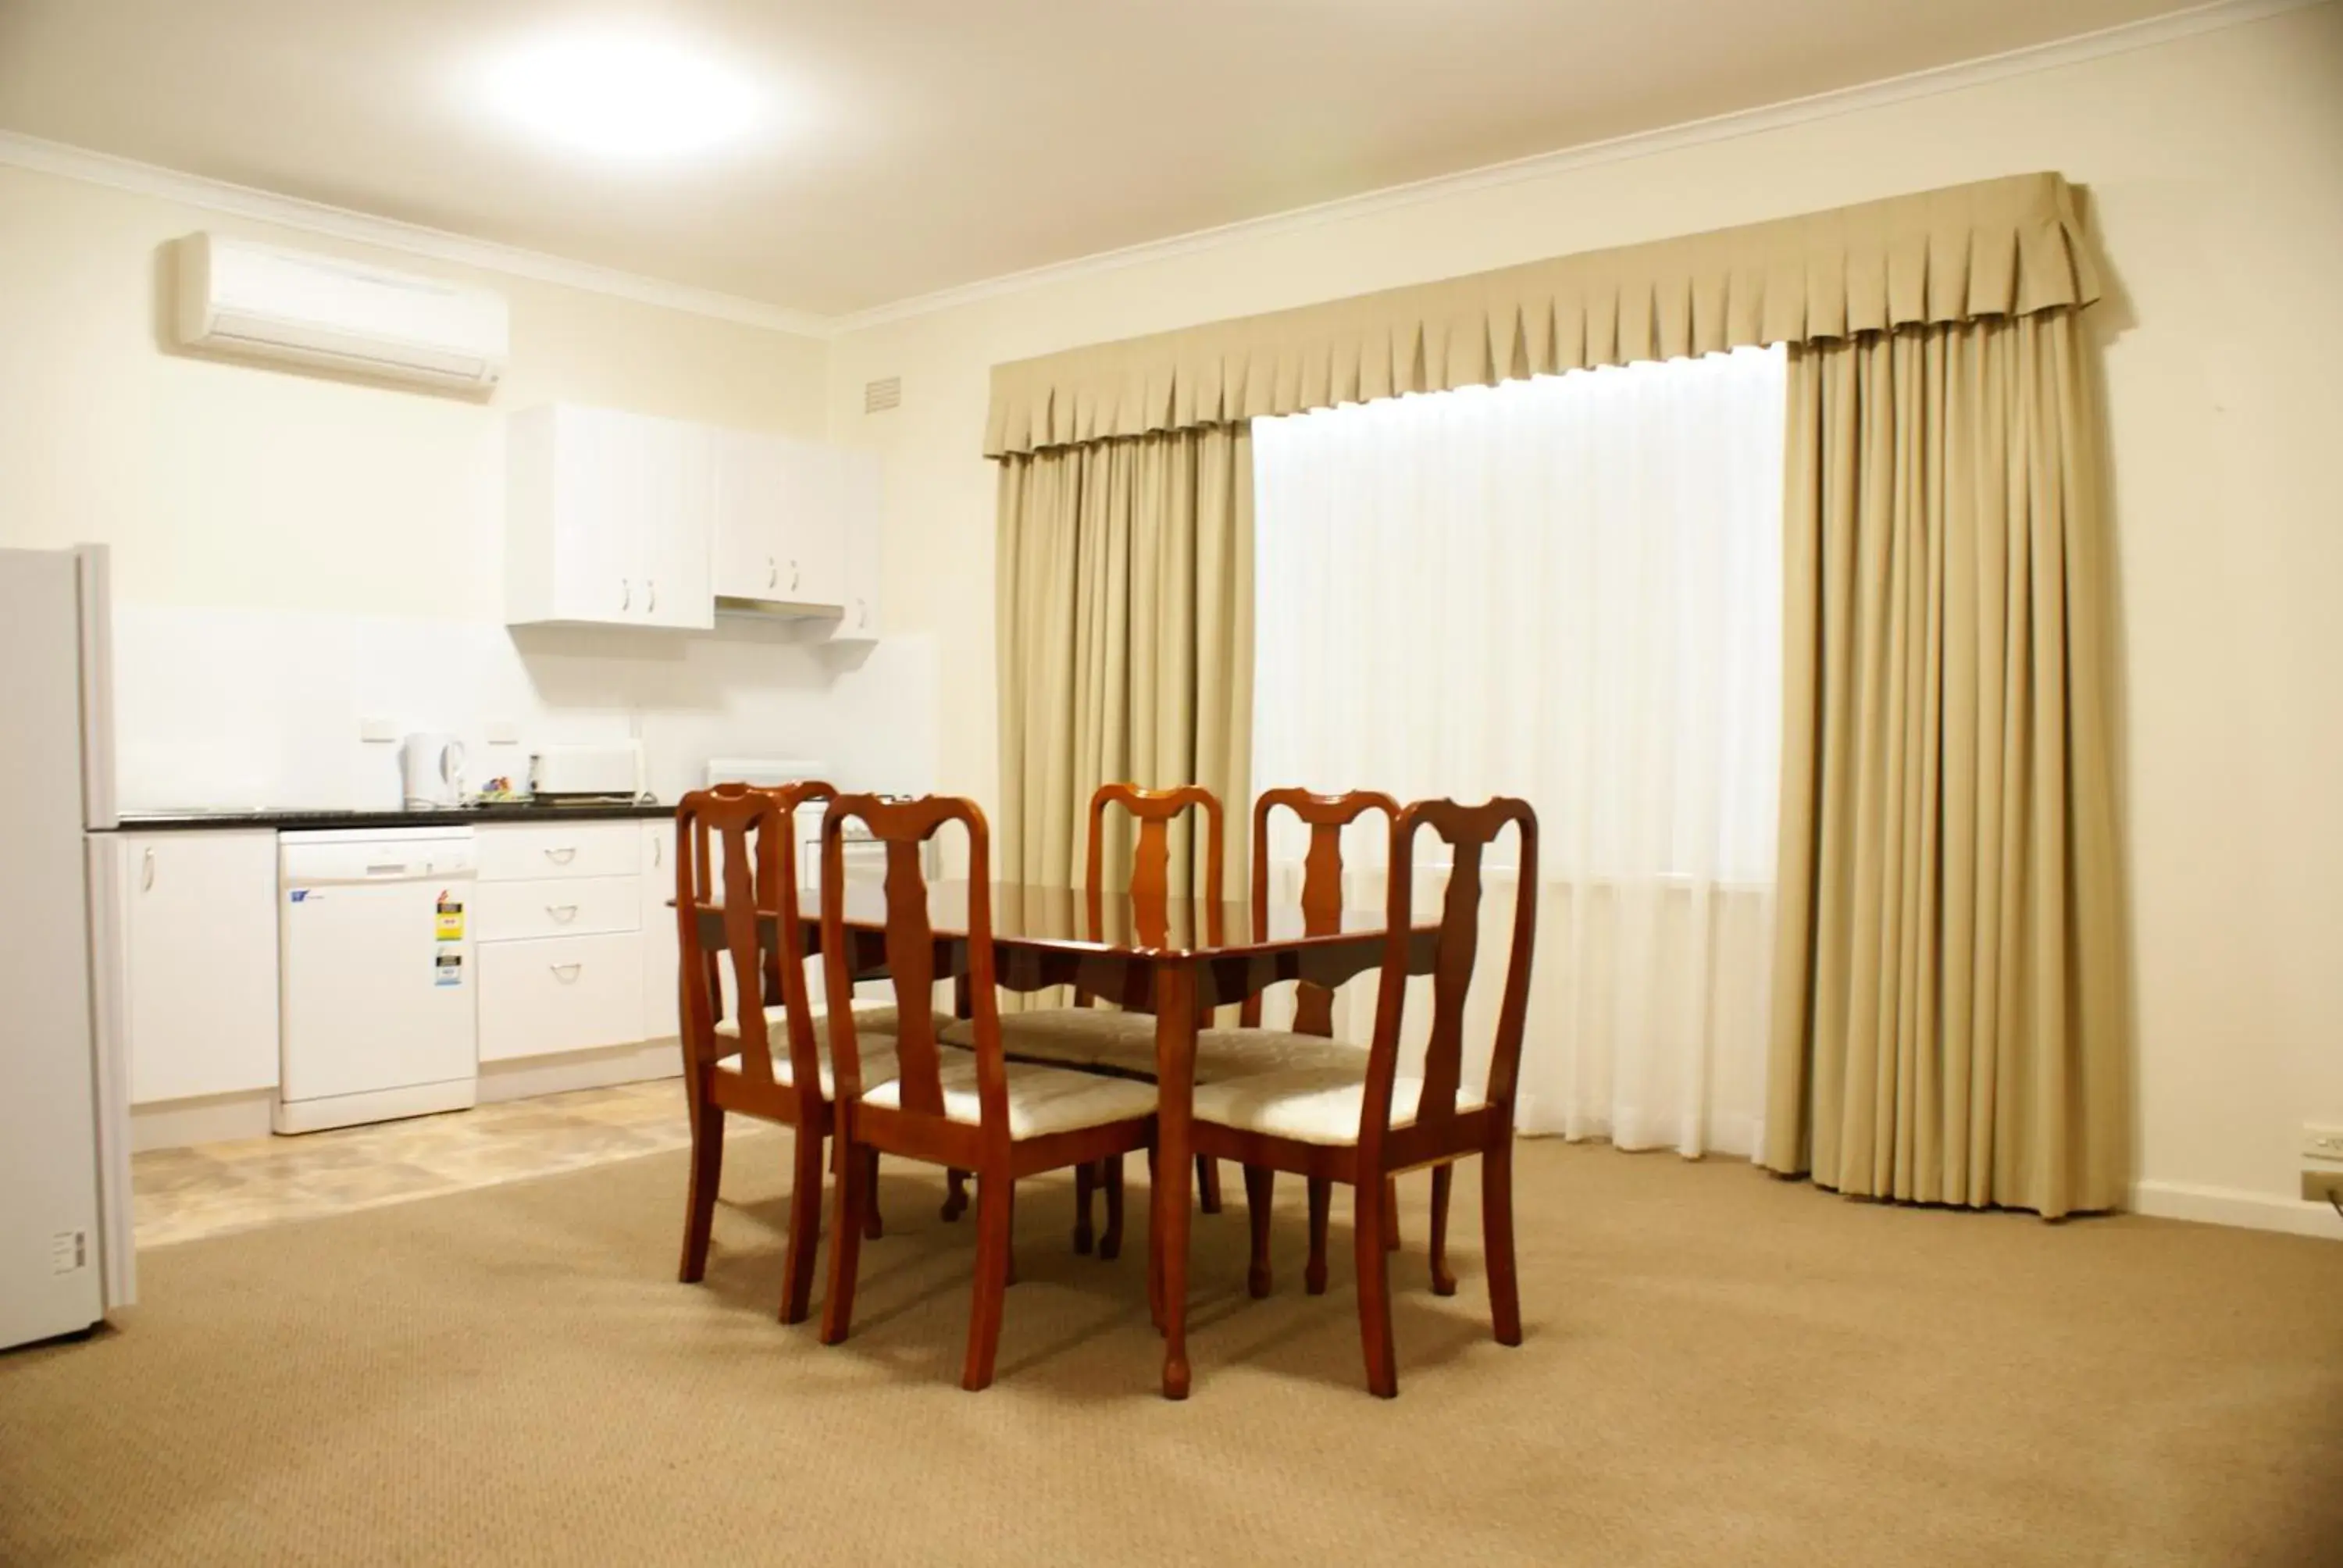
[399,732,466,809]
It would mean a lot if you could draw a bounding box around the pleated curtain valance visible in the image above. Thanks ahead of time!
[984,171,2102,457]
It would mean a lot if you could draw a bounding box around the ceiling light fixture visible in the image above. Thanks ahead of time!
[477,27,765,163]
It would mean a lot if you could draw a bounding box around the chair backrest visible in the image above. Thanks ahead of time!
[1086,782,1225,906]
[819,793,1011,1149]
[1357,798,1539,1153]
[1242,787,1400,1032]
[675,779,836,1099]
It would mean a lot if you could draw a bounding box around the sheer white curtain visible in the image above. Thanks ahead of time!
[1250,345,1786,1156]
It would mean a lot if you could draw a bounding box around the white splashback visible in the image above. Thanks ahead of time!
[110,606,937,811]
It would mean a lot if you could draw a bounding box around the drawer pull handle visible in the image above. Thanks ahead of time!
[544,846,577,864]
[547,903,579,922]
[550,962,583,981]
[141,847,155,891]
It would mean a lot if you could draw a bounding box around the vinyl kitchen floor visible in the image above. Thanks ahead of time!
[130,1078,695,1249]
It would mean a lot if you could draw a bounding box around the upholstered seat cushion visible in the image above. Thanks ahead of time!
[1190,1065,1487,1147]
[940,1007,1156,1069]
[715,997,957,1047]
[714,1000,956,1097]
[1192,1027,1369,1085]
[864,1052,1158,1139]
[715,1035,901,1099]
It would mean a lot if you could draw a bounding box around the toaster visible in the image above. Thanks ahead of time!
[526,742,645,800]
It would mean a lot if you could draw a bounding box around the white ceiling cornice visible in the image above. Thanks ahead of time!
[0,129,832,339]
[827,0,2322,335]
[0,0,2319,340]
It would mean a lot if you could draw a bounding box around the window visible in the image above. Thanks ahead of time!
[1250,345,1785,1154]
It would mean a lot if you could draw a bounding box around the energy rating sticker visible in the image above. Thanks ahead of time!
[434,951,464,988]
[435,894,465,942]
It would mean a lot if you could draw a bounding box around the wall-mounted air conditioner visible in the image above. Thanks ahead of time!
[172,232,509,393]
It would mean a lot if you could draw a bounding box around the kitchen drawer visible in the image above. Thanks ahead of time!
[476,822,641,882]
[473,874,643,943]
[477,932,645,1062]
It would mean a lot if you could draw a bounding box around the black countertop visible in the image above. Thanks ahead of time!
[112,801,676,832]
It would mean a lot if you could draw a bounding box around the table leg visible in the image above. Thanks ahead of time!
[1152,963,1196,1400]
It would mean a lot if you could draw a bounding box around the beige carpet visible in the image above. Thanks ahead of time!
[3,1137,2339,1567]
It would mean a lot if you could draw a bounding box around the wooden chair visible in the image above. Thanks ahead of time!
[673,782,954,1321]
[1201,789,1413,1297]
[815,794,1158,1391]
[1188,797,1538,1397]
[943,781,1228,1240]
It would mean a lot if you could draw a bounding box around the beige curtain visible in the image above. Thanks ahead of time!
[994,424,1254,900]
[1763,308,2127,1218]
[986,173,2099,456]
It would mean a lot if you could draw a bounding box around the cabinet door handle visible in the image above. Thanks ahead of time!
[767,556,778,590]
[857,596,868,627]
[647,579,658,612]
[790,560,801,591]
[141,846,155,891]
[544,846,577,864]
[546,903,579,923]
[549,962,583,981]
[651,836,663,868]
[621,579,631,611]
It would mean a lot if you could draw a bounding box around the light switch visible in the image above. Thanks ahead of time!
[359,716,399,743]
[485,718,521,745]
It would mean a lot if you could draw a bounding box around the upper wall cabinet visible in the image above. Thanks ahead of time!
[822,448,883,644]
[711,431,846,613]
[506,404,715,630]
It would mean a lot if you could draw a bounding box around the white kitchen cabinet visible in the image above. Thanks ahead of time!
[477,932,644,1062]
[823,448,883,643]
[711,431,845,612]
[112,832,280,1105]
[506,404,715,630]
[639,818,682,1041]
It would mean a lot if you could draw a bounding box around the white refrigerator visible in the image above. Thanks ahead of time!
[0,543,136,1351]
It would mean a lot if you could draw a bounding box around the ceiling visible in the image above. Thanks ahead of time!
[0,0,2196,318]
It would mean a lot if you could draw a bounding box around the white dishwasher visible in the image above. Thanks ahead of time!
[276,827,478,1134]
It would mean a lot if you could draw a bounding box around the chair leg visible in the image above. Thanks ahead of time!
[1100,1156,1125,1261]
[1073,1162,1097,1255]
[1482,1141,1522,1347]
[1354,1178,1399,1398]
[1197,1155,1223,1214]
[1383,1175,1402,1251]
[963,1173,1014,1392]
[818,1134,869,1346]
[1304,1177,1331,1295]
[1243,1165,1275,1299]
[1145,1147,1163,1327]
[863,1147,885,1241]
[779,1126,824,1324]
[678,1102,725,1284]
[942,1167,971,1221]
[1004,1180,1018,1287]
[1428,1161,1458,1297]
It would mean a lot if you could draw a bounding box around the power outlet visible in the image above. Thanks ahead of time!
[2305,1125,2343,1162]
[2305,1167,2343,1206]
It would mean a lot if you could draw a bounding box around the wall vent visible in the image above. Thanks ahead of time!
[864,376,901,414]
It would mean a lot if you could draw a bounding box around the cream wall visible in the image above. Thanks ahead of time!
[825,4,2343,1231]
[0,162,828,621]
[0,163,926,811]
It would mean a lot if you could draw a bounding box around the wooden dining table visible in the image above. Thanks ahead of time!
[701,877,1439,1399]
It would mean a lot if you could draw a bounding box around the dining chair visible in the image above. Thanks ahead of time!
[815,793,1159,1391]
[1199,788,1417,1298]
[673,782,954,1322]
[943,781,1229,1242]
[1187,796,1537,1397]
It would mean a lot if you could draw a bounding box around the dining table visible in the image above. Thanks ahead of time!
[705,877,1440,1399]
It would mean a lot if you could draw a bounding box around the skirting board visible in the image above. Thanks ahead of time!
[477,1039,681,1103]
[2131,1179,2343,1240]
[132,1090,274,1152]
